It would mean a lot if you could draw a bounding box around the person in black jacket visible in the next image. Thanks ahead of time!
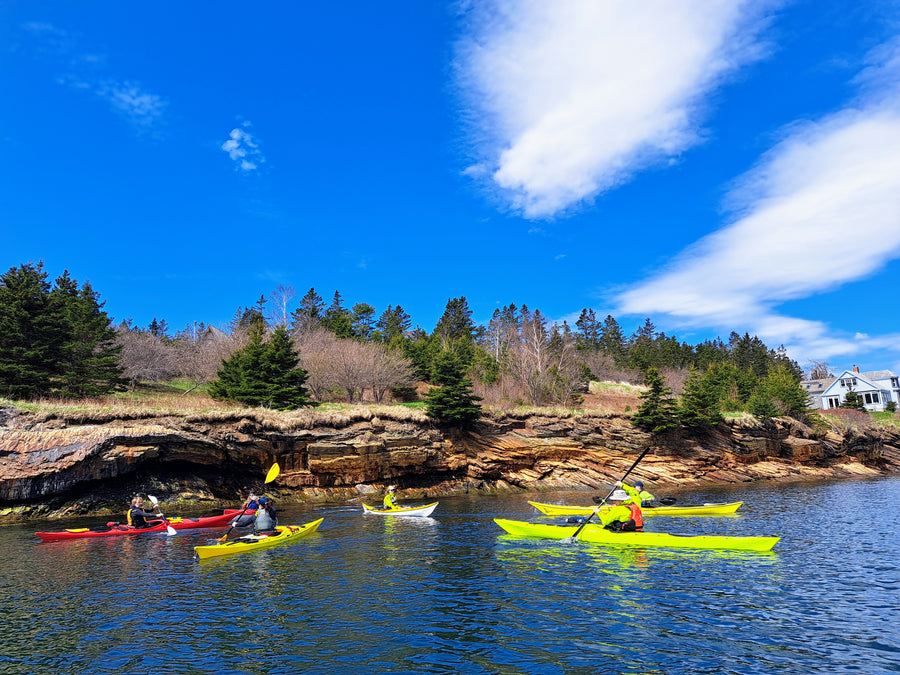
[127,497,161,529]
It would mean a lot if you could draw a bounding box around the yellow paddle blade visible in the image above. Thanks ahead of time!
[264,463,281,484]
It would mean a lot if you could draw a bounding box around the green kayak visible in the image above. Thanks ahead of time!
[194,519,323,560]
[494,518,779,552]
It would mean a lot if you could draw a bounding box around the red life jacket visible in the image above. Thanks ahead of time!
[628,502,643,530]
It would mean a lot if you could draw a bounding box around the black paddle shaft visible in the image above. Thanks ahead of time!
[570,446,651,539]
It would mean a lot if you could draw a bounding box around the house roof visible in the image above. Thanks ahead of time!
[860,370,897,381]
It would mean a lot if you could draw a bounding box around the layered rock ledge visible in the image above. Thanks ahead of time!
[1,405,898,521]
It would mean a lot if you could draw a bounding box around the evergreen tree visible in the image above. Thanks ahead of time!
[0,262,65,397]
[51,274,125,397]
[575,308,601,351]
[351,303,376,341]
[598,314,627,365]
[424,351,482,428]
[749,363,810,419]
[321,291,355,338]
[209,324,314,410]
[631,367,678,433]
[840,388,866,411]
[375,304,412,344]
[291,287,325,334]
[678,367,722,428]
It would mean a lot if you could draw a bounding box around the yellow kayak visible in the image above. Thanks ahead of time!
[193,519,323,560]
[528,500,744,517]
[495,518,779,552]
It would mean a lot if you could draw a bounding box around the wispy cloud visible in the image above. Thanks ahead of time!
[615,38,900,364]
[222,124,265,172]
[456,0,773,218]
[24,22,166,130]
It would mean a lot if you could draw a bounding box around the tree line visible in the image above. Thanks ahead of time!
[1,262,817,429]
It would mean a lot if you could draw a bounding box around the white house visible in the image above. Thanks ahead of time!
[802,366,900,412]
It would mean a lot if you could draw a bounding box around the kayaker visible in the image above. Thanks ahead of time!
[230,491,260,528]
[383,485,399,510]
[253,496,278,535]
[633,481,658,507]
[598,483,643,532]
[127,497,162,529]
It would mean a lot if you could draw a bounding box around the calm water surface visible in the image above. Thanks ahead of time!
[2,478,899,674]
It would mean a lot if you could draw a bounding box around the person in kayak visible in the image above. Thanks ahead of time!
[229,491,259,528]
[633,481,658,507]
[598,482,643,532]
[383,485,399,510]
[252,496,277,535]
[127,497,162,529]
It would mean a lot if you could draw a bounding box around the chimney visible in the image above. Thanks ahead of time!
[852,365,859,373]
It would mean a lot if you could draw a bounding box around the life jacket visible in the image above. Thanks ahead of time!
[628,502,643,530]
[254,506,277,533]
[127,507,149,528]
[383,493,397,509]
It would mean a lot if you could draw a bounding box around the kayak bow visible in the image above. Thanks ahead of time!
[528,500,744,517]
[362,502,438,517]
[193,519,324,560]
[494,518,779,552]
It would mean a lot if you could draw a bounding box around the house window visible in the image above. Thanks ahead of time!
[863,393,880,404]
[892,378,899,388]
[825,396,840,408]
[839,378,858,388]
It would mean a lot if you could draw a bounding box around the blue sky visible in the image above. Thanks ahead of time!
[3,1,900,377]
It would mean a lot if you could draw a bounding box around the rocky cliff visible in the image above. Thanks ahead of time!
[1,405,898,521]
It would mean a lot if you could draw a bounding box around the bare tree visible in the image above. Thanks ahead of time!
[171,323,241,392]
[268,285,296,328]
[115,327,177,388]
[367,343,415,403]
[807,360,832,380]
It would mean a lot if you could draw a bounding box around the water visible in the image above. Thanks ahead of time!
[2,478,899,674]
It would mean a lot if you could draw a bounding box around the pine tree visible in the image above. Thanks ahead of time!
[51,274,125,397]
[209,325,313,410]
[424,351,482,427]
[321,291,355,338]
[291,287,325,334]
[0,262,65,398]
[631,367,678,433]
[840,388,866,411]
[679,367,722,428]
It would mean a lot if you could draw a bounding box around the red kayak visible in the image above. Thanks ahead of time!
[35,511,236,542]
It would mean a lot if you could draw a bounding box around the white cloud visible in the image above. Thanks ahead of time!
[222,125,265,172]
[615,40,900,365]
[24,22,166,130]
[456,0,772,218]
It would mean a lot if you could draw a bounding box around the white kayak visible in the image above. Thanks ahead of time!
[362,502,438,517]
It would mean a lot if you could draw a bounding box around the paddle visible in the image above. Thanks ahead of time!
[593,495,677,505]
[148,495,177,536]
[217,462,281,543]
[566,446,651,542]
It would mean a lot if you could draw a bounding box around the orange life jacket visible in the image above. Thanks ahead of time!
[628,502,643,530]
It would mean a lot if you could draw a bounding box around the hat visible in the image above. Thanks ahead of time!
[634,481,644,489]
[248,491,257,497]
[387,485,396,491]
[609,489,629,501]
[258,496,270,504]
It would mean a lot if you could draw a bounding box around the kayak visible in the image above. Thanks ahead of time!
[528,500,744,517]
[494,518,779,552]
[35,512,238,542]
[362,502,438,517]
[193,519,324,560]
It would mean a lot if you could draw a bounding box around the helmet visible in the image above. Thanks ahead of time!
[610,489,629,501]
[258,496,270,504]
[634,481,644,489]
